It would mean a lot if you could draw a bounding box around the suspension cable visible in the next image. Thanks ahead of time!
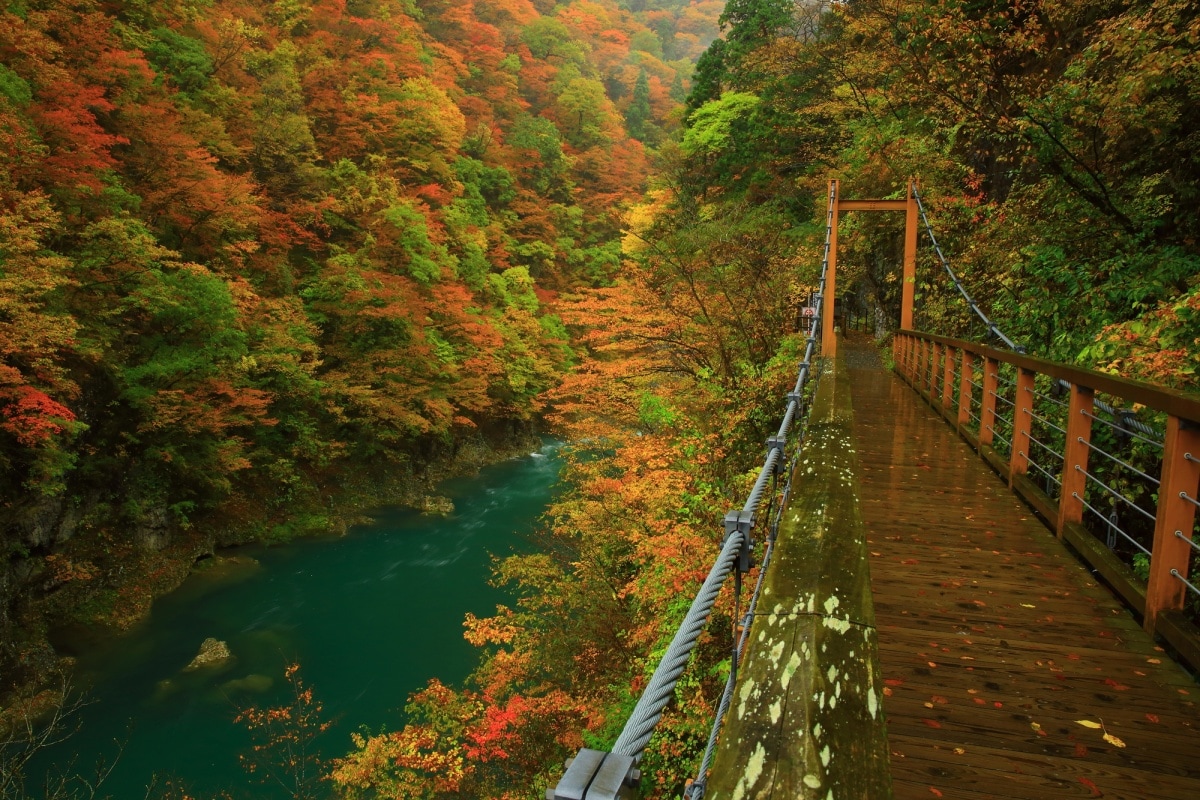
[911,185,1163,443]
[911,185,1018,350]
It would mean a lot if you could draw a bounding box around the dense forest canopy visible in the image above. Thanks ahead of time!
[0,0,721,697]
[3,0,1199,798]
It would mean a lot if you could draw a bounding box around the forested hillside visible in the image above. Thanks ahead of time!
[340,1,1200,798]
[5,0,1199,798]
[0,0,722,697]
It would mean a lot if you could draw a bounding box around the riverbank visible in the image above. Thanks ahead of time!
[19,440,564,798]
[0,422,542,735]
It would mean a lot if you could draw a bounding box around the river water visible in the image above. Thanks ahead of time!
[36,441,563,798]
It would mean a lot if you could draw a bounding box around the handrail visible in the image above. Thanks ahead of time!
[894,329,1200,672]
[901,330,1200,423]
[544,182,841,800]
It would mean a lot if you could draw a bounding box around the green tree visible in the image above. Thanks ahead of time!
[625,68,652,142]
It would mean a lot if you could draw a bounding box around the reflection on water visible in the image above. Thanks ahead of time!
[34,441,562,798]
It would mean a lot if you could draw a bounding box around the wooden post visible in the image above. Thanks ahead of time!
[1008,368,1036,487]
[1057,384,1095,537]
[901,178,918,330]
[930,342,942,396]
[823,180,838,358]
[926,340,936,398]
[915,339,925,394]
[979,357,1000,447]
[1144,417,1200,634]
[957,351,974,428]
[942,347,955,409]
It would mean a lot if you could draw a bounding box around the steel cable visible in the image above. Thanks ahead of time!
[607,183,839,768]
[913,185,1164,443]
[911,185,1018,350]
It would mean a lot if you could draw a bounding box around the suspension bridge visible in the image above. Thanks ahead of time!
[549,181,1200,799]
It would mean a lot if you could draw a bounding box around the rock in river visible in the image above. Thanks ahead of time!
[184,637,232,671]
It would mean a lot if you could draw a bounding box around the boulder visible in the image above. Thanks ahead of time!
[184,637,232,671]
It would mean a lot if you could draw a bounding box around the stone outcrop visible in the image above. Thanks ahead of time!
[184,637,232,671]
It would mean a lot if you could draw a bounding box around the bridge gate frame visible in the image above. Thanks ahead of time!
[823,178,919,357]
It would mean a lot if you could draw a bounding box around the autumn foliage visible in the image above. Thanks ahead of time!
[334,2,1200,798]
[0,0,726,681]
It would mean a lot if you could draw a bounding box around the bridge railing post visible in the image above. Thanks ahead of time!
[941,346,955,410]
[1008,368,1036,487]
[1057,383,1095,537]
[923,340,933,397]
[926,340,936,398]
[957,351,973,430]
[979,357,1000,448]
[1144,417,1200,635]
[914,339,925,395]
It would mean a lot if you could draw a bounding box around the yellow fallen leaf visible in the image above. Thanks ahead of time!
[1076,720,1102,729]
[1020,603,1035,608]
[1103,733,1126,748]
[1030,722,1042,732]
[953,747,965,755]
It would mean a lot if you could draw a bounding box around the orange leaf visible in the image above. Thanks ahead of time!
[1079,777,1102,797]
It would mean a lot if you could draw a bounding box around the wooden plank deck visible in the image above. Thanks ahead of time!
[845,336,1200,800]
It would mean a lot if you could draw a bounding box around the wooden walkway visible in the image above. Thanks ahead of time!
[846,337,1200,799]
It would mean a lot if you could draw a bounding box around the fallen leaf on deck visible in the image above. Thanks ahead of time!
[1103,733,1126,748]
[1078,777,1102,797]
[923,719,942,729]
[1020,603,1036,608]
[1076,720,1102,729]
[929,788,943,798]
[953,747,965,755]
[1145,713,1159,723]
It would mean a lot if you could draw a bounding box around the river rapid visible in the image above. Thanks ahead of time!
[34,441,563,798]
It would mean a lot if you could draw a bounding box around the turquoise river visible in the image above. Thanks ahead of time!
[35,441,563,798]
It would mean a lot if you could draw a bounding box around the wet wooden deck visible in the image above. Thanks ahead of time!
[846,337,1200,799]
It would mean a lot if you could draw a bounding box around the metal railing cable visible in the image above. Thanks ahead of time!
[911,185,1165,444]
[682,186,839,800]
[547,184,839,800]
[911,185,1019,351]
